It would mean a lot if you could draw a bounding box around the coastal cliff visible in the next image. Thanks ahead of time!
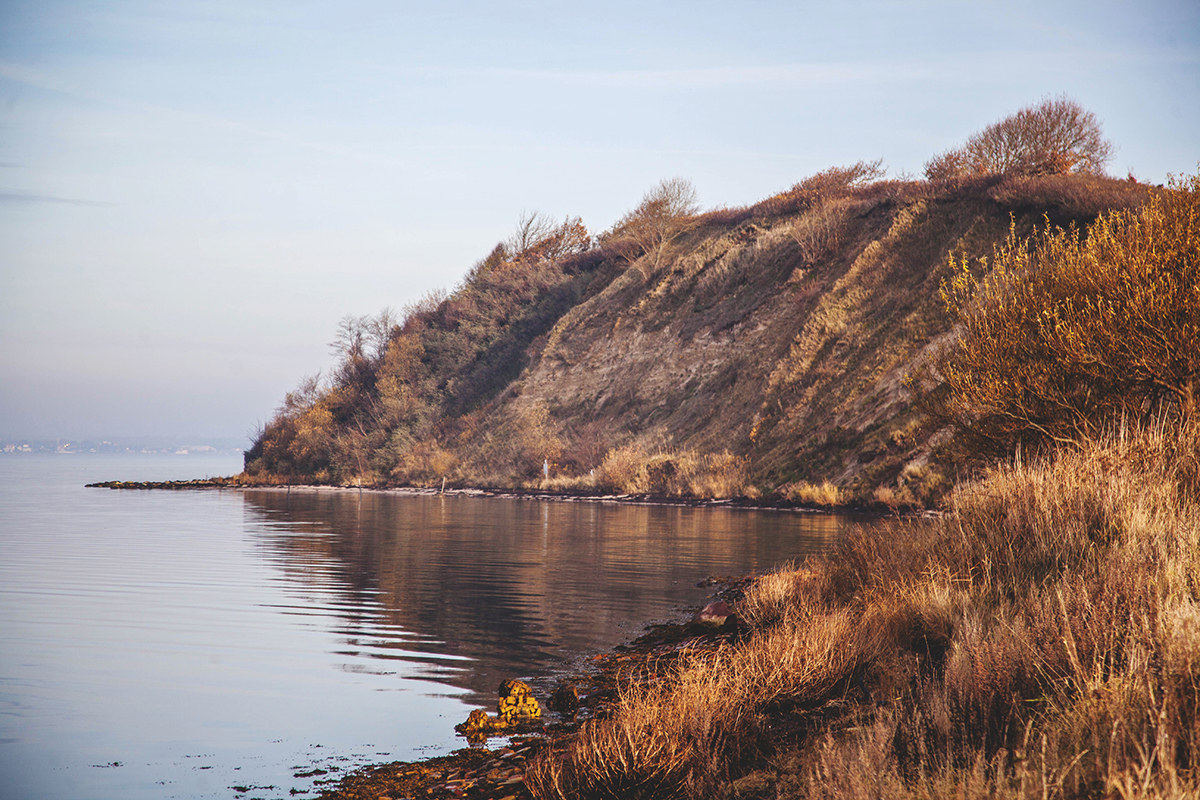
[245,171,1148,506]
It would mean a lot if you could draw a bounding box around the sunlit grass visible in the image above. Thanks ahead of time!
[528,422,1200,799]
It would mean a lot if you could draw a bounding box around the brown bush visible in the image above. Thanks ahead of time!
[788,197,861,265]
[916,170,1199,459]
[779,480,842,507]
[751,159,885,218]
[925,96,1114,180]
[987,173,1150,221]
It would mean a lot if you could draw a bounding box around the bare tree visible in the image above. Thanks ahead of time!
[507,211,590,262]
[508,210,557,256]
[280,373,324,417]
[608,177,700,269]
[329,307,398,364]
[925,96,1114,180]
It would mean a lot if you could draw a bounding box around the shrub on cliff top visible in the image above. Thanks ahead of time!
[925,95,1114,180]
[604,177,700,270]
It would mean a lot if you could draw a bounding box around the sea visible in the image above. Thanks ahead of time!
[0,452,857,800]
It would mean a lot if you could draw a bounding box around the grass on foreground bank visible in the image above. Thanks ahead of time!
[526,422,1200,800]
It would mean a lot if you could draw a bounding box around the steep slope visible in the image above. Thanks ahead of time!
[246,173,1149,505]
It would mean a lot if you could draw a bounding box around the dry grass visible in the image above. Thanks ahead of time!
[780,480,843,507]
[536,473,600,492]
[988,173,1150,220]
[527,422,1200,799]
[597,443,749,499]
[789,197,862,265]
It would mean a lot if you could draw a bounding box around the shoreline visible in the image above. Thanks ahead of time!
[86,477,927,517]
[312,597,749,800]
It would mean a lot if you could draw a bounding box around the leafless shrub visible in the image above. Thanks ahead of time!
[329,307,398,363]
[604,177,701,269]
[925,95,1115,180]
[399,288,449,333]
[789,198,858,264]
[508,211,591,262]
[752,160,885,218]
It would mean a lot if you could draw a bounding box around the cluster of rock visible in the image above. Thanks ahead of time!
[325,588,746,798]
[456,680,543,741]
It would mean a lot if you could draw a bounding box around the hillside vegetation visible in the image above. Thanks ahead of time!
[245,171,1148,506]
[245,98,1169,508]
[274,100,1199,799]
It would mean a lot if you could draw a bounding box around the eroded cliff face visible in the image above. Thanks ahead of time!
[492,187,1007,496]
[248,173,1149,502]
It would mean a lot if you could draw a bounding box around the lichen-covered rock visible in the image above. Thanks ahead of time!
[459,708,492,734]
[497,679,541,723]
[455,680,542,742]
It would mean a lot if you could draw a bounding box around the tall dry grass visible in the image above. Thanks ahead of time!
[527,422,1200,799]
[779,480,843,507]
[596,443,749,499]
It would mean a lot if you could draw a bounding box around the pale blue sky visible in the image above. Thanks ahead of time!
[1,0,1197,443]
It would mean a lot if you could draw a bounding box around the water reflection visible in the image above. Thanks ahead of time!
[242,490,852,704]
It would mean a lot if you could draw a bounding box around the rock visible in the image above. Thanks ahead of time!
[693,599,731,625]
[454,680,542,741]
[497,679,541,723]
[547,681,580,716]
[457,709,493,738]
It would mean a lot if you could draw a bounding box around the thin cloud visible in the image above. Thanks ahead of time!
[481,62,934,89]
[0,60,407,169]
[406,47,1158,91]
[0,191,113,206]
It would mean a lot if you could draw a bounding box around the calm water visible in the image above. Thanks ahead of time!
[0,453,857,800]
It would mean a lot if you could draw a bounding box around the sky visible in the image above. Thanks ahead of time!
[1,0,1197,445]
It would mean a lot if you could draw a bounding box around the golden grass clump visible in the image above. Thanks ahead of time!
[780,480,843,507]
[527,422,1200,799]
[597,444,748,499]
